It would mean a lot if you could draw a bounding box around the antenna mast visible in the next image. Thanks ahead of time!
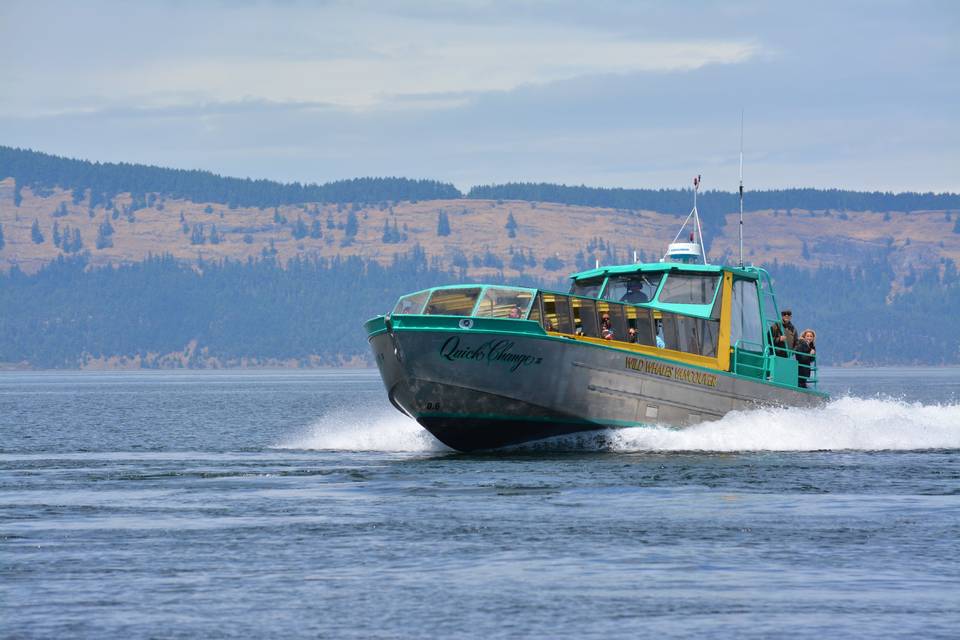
[738,109,744,267]
[663,175,707,264]
[693,176,706,265]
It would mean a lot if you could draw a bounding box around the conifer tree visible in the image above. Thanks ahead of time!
[345,211,359,238]
[210,224,221,245]
[437,210,451,236]
[190,223,205,245]
[505,212,518,238]
[52,221,61,247]
[96,222,114,249]
[70,229,83,253]
[543,255,564,271]
[310,219,322,239]
[292,216,308,239]
[31,219,44,244]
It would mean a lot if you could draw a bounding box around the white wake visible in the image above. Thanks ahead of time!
[603,396,960,452]
[278,396,960,454]
[276,406,448,453]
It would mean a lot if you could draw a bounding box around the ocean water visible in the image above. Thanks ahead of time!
[2,367,959,639]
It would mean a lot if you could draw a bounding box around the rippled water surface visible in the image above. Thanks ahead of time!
[2,368,959,638]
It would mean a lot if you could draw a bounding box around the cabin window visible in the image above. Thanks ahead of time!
[528,293,543,325]
[699,319,721,358]
[541,293,558,331]
[473,287,534,319]
[569,277,604,298]
[603,274,662,303]
[542,293,574,333]
[657,274,720,305]
[392,290,430,315]
[598,301,628,340]
[730,279,764,350]
[661,313,720,357]
[571,297,599,336]
[626,306,656,346]
[554,296,575,334]
[423,288,482,316]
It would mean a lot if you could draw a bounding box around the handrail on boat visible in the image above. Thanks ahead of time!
[732,339,819,390]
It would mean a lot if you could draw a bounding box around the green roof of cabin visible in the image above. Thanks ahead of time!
[569,262,760,281]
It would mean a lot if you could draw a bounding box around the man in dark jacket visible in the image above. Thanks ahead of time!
[769,309,797,357]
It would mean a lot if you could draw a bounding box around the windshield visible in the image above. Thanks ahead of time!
[392,291,429,315]
[423,288,482,316]
[603,274,662,304]
[657,274,720,305]
[473,287,534,319]
[569,277,604,298]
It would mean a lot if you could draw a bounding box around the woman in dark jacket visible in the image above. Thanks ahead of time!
[795,329,817,388]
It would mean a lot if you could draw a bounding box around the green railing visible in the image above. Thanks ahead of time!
[732,339,819,390]
[731,340,770,380]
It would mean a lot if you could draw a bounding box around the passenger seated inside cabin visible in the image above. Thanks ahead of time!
[508,304,522,318]
[600,314,614,340]
[627,327,638,343]
[655,320,666,349]
[545,320,555,331]
[795,329,817,388]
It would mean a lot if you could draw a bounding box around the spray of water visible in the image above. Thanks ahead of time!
[605,396,960,452]
[279,396,960,454]
[277,406,450,453]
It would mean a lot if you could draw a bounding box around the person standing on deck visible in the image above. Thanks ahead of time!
[795,329,817,388]
[769,309,797,357]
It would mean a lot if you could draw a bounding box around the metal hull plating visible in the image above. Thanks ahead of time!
[369,326,823,452]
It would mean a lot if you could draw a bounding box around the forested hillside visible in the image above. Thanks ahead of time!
[5,145,957,216]
[467,182,960,216]
[1,251,957,368]
[0,146,460,209]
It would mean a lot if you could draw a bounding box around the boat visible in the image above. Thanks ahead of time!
[364,177,827,451]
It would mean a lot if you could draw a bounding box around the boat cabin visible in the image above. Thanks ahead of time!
[388,262,816,389]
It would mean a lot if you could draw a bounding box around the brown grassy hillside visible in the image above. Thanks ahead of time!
[1,177,957,294]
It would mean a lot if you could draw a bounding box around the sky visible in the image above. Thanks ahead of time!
[1,0,958,193]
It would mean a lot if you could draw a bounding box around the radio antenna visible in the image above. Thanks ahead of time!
[738,109,744,267]
[664,175,706,264]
